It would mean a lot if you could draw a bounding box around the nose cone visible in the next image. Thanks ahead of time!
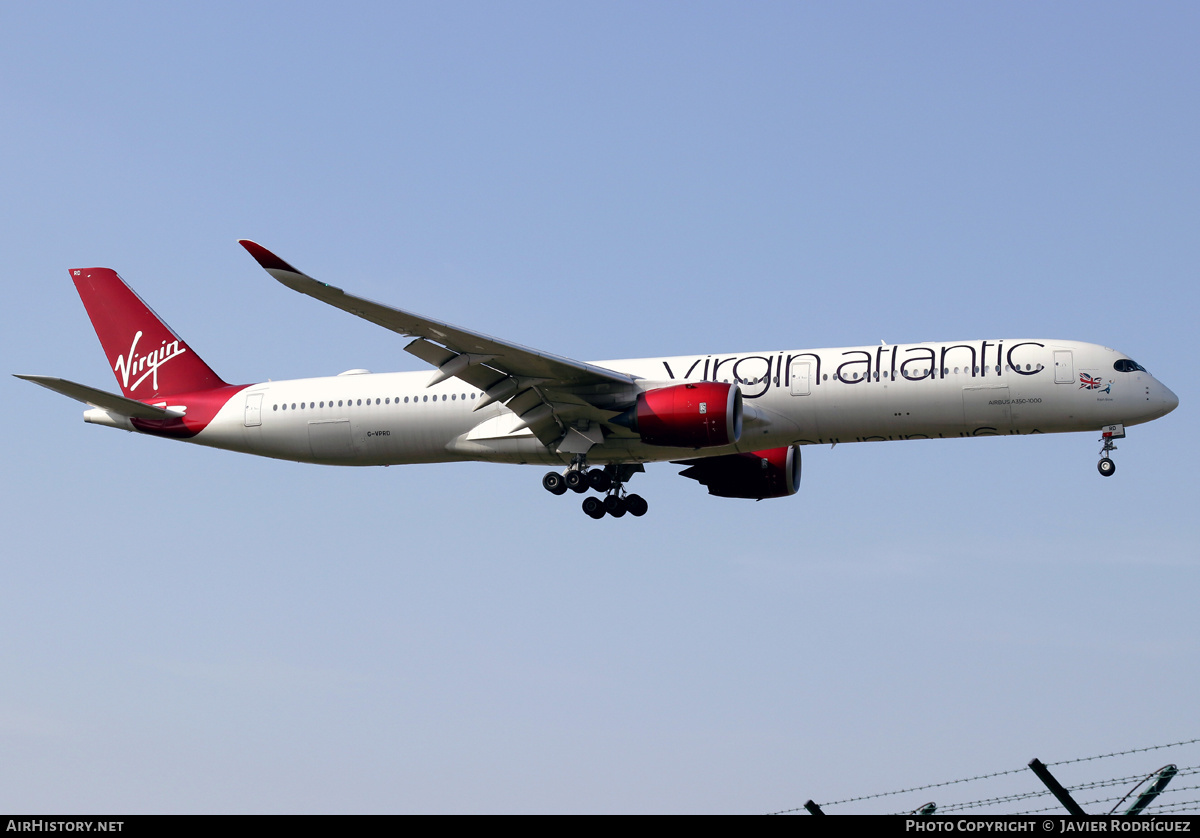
[1161,382,1180,416]
[1129,378,1178,425]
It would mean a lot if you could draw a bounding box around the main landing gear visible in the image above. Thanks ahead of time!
[1097,424,1125,478]
[542,461,648,519]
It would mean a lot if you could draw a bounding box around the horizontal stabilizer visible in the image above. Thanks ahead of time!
[15,375,182,420]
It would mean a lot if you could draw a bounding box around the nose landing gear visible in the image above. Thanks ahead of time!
[1097,423,1125,478]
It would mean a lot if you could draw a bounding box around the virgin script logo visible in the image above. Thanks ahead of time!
[113,330,187,393]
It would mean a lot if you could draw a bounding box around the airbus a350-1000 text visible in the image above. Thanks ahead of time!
[17,242,1179,519]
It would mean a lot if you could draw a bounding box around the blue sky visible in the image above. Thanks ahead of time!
[2,2,1196,813]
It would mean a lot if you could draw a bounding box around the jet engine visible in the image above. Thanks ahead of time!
[677,445,801,499]
[613,382,742,448]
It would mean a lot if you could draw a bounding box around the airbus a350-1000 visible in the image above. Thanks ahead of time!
[17,242,1179,519]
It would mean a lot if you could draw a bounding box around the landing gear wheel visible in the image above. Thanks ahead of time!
[582,496,605,519]
[1098,457,1116,477]
[625,494,648,517]
[604,494,627,518]
[588,470,612,492]
[565,470,590,493]
[542,471,568,495]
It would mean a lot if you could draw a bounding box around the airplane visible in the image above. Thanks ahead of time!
[17,241,1179,519]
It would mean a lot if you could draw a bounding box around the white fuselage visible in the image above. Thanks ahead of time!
[131,338,1176,469]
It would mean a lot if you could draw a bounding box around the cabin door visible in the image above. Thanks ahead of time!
[790,360,812,396]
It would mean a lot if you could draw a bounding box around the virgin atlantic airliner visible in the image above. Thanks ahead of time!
[17,241,1179,518]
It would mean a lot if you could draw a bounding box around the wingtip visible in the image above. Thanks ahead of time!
[238,239,302,274]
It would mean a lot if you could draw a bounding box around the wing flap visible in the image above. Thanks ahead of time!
[404,337,456,369]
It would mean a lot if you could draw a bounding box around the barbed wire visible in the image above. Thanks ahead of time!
[1145,782,1200,812]
[1148,797,1200,814]
[930,768,1198,814]
[771,737,1200,815]
[786,766,1030,811]
[1079,764,1200,790]
[1047,738,1200,768]
[1011,780,1200,815]
[916,788,1051,814]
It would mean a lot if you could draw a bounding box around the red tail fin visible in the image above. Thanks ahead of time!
[71,268,227,399]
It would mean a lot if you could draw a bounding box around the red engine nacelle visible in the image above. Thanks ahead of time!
[615,381,743,448]
[677,445,802,499]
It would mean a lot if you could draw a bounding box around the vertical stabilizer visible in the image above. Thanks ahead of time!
[70,268,228,399]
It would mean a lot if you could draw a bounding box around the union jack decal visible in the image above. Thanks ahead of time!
[1080,373,1102,390]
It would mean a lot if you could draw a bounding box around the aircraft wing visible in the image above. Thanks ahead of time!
[239,241,638,449]
[14,375,182,420]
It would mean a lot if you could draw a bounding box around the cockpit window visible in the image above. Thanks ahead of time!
[1113,359,1147,373]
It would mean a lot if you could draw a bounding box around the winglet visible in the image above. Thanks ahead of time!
[238,240,344,296]
[238,240,302,274]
